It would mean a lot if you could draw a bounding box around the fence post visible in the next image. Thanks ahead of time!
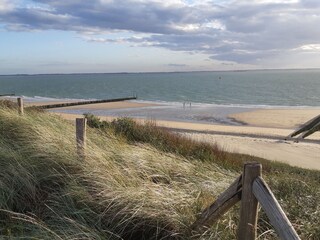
[76,118,87,159]
[17,97,24,115]
[237,163,262,240]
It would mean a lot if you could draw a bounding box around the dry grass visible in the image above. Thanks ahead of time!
[85,113,320,239]
[0,105,319,239]
[0,105,237,239]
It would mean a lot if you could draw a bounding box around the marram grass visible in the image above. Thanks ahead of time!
[0,105,237,239]
[0,104,319,239]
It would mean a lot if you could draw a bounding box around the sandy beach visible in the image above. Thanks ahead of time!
[42,100,320,171]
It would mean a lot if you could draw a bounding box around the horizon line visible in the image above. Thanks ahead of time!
[1,67,320,76]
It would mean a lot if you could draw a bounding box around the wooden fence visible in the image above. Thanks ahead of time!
[192,163,300,240]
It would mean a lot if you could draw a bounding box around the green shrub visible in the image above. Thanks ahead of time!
[84,113,110,129]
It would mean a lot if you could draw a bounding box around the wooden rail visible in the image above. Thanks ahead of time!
[36,96,137,109]
[191,175,242,230]
[192,163,300,240]
[252,177,300,240]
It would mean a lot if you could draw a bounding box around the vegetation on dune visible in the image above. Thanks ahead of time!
[0,103,319,239]
[84,113,320,239]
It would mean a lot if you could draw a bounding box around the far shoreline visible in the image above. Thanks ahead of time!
[1,67,320,76]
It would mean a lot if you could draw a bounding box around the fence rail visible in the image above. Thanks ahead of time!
[191,175,242,230]
[252,177,300,240]
[192,163,300,240]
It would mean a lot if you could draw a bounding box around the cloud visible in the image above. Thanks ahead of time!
[0,0,15,12]
[1,0,320,66]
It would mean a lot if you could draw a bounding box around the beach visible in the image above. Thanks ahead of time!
[31,100,320,171]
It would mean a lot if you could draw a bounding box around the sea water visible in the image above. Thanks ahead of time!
[1,69,319,125]
[1,69,320,106]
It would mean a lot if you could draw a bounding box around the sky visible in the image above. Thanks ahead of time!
[0,0,320,74]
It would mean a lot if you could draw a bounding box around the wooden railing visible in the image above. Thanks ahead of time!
[192,163,300,240]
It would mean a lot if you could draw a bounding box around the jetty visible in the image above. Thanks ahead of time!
[0,93,15,97]
[35,96,137,109]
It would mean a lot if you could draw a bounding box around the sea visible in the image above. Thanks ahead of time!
[1,69,320,125]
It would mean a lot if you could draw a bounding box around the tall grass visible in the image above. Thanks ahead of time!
[0,105,237,239]
[85,113,320,239]
[0,105,319,239]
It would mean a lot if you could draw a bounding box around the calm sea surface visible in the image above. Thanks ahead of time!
[0,69,320,107]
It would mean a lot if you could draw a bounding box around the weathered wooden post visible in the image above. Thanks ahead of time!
[76,118,87,159]
[17,97,24,115]
[237,163,262,240]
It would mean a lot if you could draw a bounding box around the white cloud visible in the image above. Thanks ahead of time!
[0,0,15,11]
[0,0,320,67]
[297,44,320,51]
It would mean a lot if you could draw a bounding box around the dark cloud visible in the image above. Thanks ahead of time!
[0,0,320,65]
[1,0,194,34]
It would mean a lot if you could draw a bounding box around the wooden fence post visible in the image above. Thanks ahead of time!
[17,97,24,115]
[76,118,87,159]
[237,163,262,240]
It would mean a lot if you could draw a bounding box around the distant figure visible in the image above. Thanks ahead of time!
[183,102,185,109]
[219,76,222,80]
[189,102,191,108]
